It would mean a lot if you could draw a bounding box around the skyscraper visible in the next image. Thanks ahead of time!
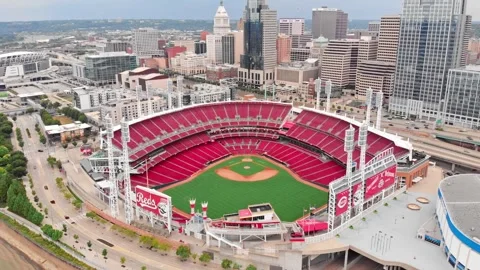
[132,28,164,59]
[277,34,292,64]
[213,1,231,35]
[222,33,235,64]
[389,0,471,119]
[279,18,305,36]
[311,7,348,40]
[376,15,401,63]
[238,0,277,87]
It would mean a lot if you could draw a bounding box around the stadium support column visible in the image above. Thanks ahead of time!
[365,88,373,126]
[357,122,368,215]
[376,91,384,130]
[326,80,332,113]
[105,115,119,218]
[136,85,143,118]
[177,76,184,109]
[167,79,173,110]
[190,199,196,217]
[202,202,208,220]
[315,78,322,110]
[344,126,355,222]
[121,118,134,224]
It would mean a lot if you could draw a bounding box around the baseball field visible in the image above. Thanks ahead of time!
[162,156,328,222]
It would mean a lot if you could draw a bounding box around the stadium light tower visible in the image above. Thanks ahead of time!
[344,125,355,221]
[325,80,332,113]
[376,91,384,129]
[356,122,368,214]
[146,83,154,116]
[365,88,373,126]
[272,84,276,101]
[315,78,322,110]
[105,114,119,218]
[177,76,184,109]
[121,118,134,224]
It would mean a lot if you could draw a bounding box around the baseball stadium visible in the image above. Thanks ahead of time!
[104,100,410,226]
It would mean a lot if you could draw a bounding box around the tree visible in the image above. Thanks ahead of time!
[18,141,24,148]
[120,256,126,267]
[12,116,17,121]
[11,166,27,178]
[44,207,48,216]
[102,248,108,259]
[158,242,171,256]
[53,102,61,109]
[56,160,62,170]
[199,253,212,266]
[47,156,57,168]
[246,265,257,270]
[175,245,191,262]
[62,143,68,150]
[233,263,242,269]
[141,266,147,270]
[87,240,92,250]
[39,135,47,145]
[0,175,10,203]
[191,253,198,264]
[26,108,35,114]
[222,259,233,269]
[0,146,9,157]
[72,141,77,147]
[62,224,67,233]
[74,234,79,243]
[82,138,88,144]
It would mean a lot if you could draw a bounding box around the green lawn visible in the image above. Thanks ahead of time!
[163,156,328,222]
[229,159,266,176]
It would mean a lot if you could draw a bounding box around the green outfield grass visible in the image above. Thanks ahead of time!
[162,156,328,222]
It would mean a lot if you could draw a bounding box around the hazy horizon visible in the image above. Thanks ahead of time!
[0,0,478,22]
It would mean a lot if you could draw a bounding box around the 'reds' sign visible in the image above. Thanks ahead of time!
[135,186,171,217]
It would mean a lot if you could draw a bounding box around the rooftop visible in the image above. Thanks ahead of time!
[86,52,132,58]
[439,174,480,240]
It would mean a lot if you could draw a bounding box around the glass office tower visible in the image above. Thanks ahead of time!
[389,0,470,119]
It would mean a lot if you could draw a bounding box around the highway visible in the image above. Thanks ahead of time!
[13,115,217,270]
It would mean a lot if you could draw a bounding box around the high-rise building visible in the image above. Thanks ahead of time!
[389,0,471,119]
[237,18,244,31]
[206,34,223,64]
[279,18,305,36]
[376,15,401,63]
[277,34,292,64]
[358,37,378,64]
[213,1,231,35]
[442,66,480,128]
[368,21,381,33]
[355,61,396,98]
[82,52,137,86]
[291,34,313,49]
[132,28,164,59]
[231,31,244,64]
[238,0,278,87]
[222,34,235,64]
[320,40,359,87]
[311,7,348,40]
[195,41,207,54]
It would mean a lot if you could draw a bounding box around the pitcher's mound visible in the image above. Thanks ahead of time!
[216,167,279,182]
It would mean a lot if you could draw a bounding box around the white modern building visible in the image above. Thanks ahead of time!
[170,52,208,75]
[0,51,50,78]
[102,96,166,125]
[436,174,480,270]
[442,66,480,129]
[132,28,164,59]
[207,35,223,64]
[279,18,305,36]
[190,83,231,104]
[73,87,122,112]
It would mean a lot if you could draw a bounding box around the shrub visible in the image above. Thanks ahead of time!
[246,264,257,270]
[176,245,191,261]
[199,253,212,266]
[41,224,63,241]
[222,259,233,269]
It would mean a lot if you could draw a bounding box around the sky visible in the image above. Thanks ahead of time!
[0,0,478,22]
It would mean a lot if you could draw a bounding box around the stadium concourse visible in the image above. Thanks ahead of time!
[100,101,410,225]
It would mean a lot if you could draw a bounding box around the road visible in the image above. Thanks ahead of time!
[14,115,219,270]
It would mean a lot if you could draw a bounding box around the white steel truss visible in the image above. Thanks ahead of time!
[105,115,119,218]
[121,119,134,224]
[376,91,384,129]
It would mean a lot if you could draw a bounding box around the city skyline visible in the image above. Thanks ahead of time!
[1,0,479,22]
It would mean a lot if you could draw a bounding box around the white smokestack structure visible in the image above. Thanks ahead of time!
[201,202,208,220]
[167,79,173,110]
[376,91,384,130]
[315,78,322,110]
[189,199,196,216]
[365,88,373,126]
[325,80,332,112]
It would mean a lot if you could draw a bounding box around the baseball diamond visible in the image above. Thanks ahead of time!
[161,156,329,222]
